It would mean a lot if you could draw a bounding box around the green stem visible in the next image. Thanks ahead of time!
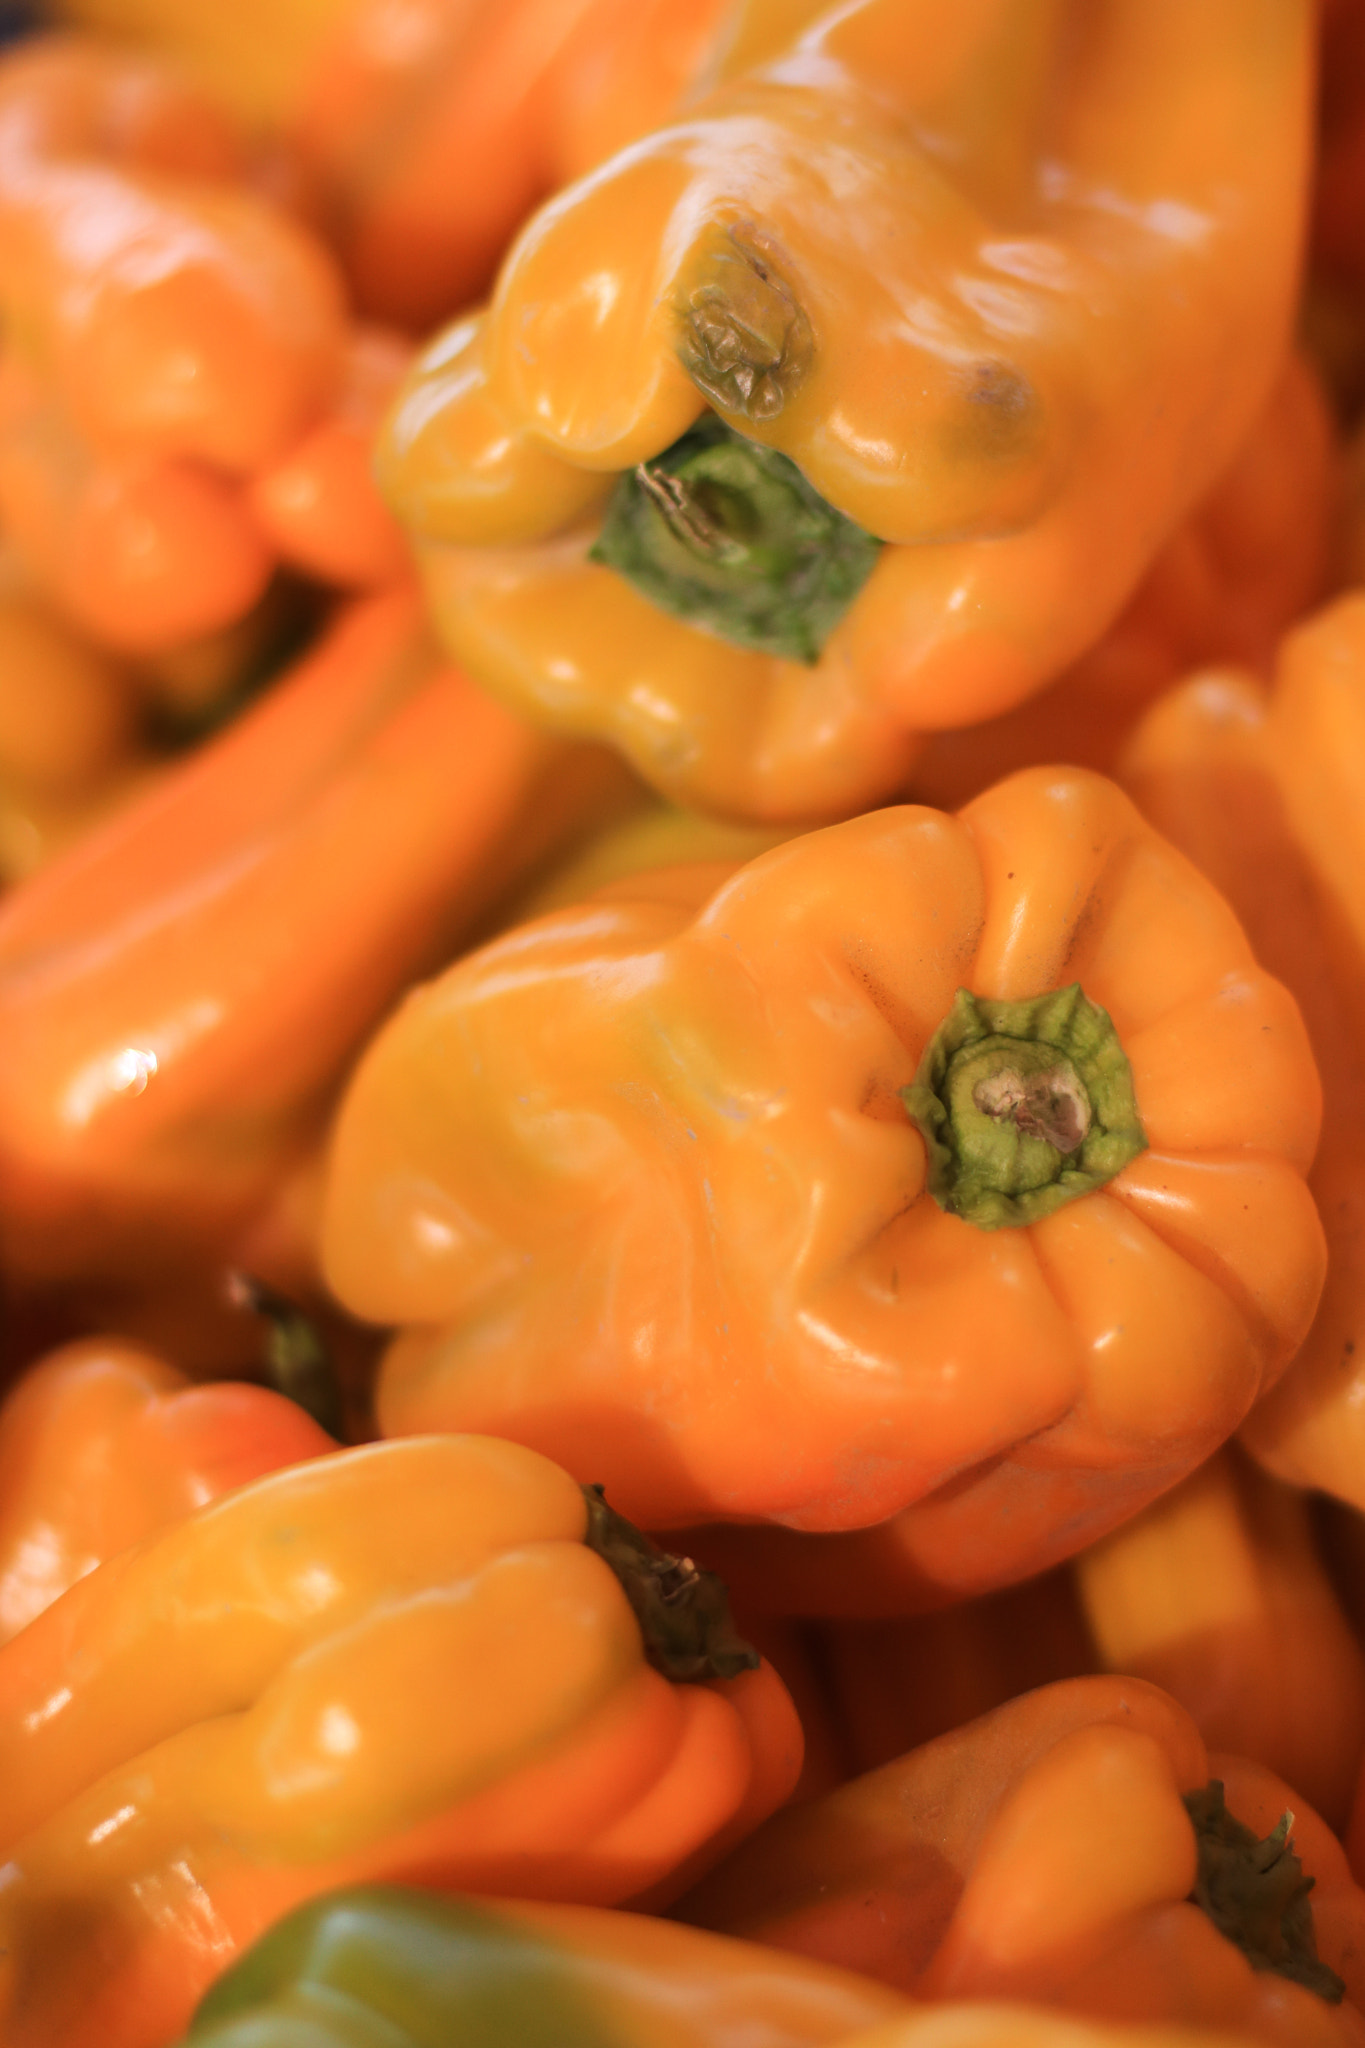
[902,984,1146,1230]
[229,1271,345,1441]
[588,413,881,664]
[581,1486,759,1684]
[1185,1781,1345,2003]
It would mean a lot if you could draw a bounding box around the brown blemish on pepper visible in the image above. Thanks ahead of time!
[678,221,813,422]
[953,358,1041,461]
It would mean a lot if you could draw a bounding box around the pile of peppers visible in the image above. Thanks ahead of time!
[2,2,1365,2044]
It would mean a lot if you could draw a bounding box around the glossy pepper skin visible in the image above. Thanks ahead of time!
[0,1433,800,2048]
[0,572,159,883]
[678,1676,1365,2048]
[322,765,1325,1599]
[1119,594,1365,1520]
[0,1337,336,1645]
[381,0,1314,821]
[0,38,407,654]
[55,0,729,330]
[175,1886,906,2048]
[1074,1446,1365,1834]
[844,2013,1314,2048]
[0,588,621,1368]
[906,348,1340,812]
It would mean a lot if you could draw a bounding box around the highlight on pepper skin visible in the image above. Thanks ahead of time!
[320,765,1327,1601]
[380,0,1315,821]
[0,1434,801,2048]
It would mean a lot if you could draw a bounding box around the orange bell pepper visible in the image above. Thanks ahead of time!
[0,572,161,881]
[678,1675,1365,2048]
[291,0,733,329]
[382,0,1314,820]
[54,0,730,328]
[322,764,1325,1601]
[1118,593,1365,1516]
[0,37,407,654]
[0,1432,800,2048]
[907,348,1340,811]
[1073,1446,1365,1834]
[0,1335,336,1644]
[0,586,624,1365]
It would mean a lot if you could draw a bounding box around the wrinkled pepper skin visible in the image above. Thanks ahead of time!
[1074,1446,1365,1833]
[0,1434,800,2048]
[0,1337,336,1645]
[382,0,1314,820]
[0,589,620,1366]
[1119,595,1365,1518]
[0,38,407,653]
[678,1676,1365,2048]
[176,1886,907,2048]
[55,0,729,330]
[323,765,1325,1601]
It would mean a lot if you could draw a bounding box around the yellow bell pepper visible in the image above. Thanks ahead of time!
[0,1433,800,2048]
[381,0,1314,819]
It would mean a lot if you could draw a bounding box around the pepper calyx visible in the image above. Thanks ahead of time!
[581,1484,759,1684]
[902,983,1146,1230]
[1185,1780,1345,2003]
[588,412,881,663]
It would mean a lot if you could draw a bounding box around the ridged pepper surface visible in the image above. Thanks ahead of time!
[1119,594,1365,1519]
[679,1675,1365,2048]
[0,37,408,654]
[322,765,1326,1602]
[381,0,1314,819]
[0,1433,799,2048]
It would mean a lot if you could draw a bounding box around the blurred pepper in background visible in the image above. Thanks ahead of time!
[0,589,631,1370]
[0,37,409,660]
[51,0,730,328]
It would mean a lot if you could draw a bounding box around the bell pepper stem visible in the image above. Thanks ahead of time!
[229,1271,345,1441]
[589,413,881,663]
[902,983,1146,1230]
[1185,1780,1345,2003]
[581,1484,759,1683]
